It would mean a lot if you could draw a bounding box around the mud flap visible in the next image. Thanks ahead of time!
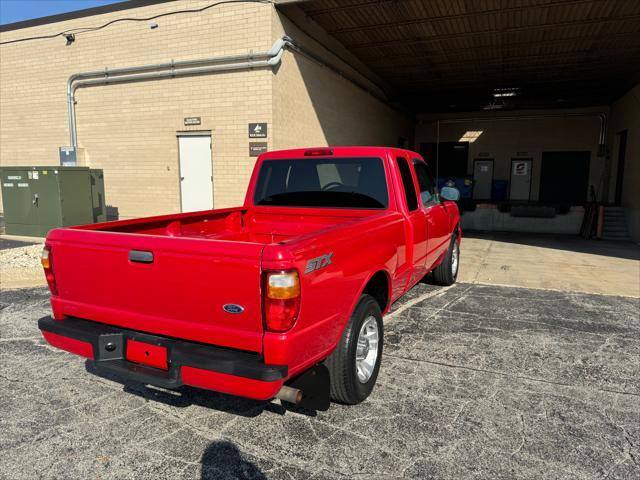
[288,364,330,411]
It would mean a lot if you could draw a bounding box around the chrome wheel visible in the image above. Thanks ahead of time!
[451,241,459,277]
[355,316,379,383]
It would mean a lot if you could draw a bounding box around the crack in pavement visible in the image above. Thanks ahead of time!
[384,353,640,398]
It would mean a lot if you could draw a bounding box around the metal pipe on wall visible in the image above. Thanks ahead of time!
[65,34,402,149]
[66,37,291,148]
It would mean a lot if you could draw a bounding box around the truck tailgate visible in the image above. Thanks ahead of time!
[47,229,265,353]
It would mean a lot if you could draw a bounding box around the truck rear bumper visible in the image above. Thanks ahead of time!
[38,316,287,400]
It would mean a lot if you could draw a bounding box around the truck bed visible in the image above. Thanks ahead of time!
[47,206,382,353]
[75,207,370,245]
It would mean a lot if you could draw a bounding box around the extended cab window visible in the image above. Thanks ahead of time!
[414,160,437,207]
[396,157,418,211]
[254,157,388,209]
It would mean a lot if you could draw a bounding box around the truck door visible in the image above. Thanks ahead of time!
[413,159,450,270]
[394,155,428,287]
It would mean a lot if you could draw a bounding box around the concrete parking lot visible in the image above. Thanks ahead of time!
[1,270,639,478]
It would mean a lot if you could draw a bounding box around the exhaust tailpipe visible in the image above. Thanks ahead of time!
[275,385,302,404]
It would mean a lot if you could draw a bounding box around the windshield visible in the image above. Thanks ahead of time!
[253,157,388,209]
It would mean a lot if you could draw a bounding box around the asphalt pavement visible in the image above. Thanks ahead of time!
[0,282,638,479]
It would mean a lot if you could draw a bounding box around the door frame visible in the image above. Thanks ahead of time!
[176,131,213,213]
[509,158,533,201]
[614,130,627,206]
[472,158,494,200]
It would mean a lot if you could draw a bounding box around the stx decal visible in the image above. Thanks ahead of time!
[305,253,333,274]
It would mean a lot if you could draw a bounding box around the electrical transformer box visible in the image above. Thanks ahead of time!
[0,166,106,237]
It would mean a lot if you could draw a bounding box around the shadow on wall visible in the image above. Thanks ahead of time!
[276,14,414,148]
[200,441,265,480]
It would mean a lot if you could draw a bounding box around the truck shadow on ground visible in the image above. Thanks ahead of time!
[85,361,318,418]
[200,441,266,480]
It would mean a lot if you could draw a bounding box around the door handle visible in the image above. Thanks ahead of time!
[180,177,185,181]
[32,193,39,207]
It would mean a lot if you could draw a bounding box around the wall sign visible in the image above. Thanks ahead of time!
[249,142,268,157]
[513,161,528,176]
[184,117,201,126]
[249,123,267,138]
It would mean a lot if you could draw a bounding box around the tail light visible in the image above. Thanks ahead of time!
[304,148,333,156]
[41,246,58,295]
[263,270,300,332]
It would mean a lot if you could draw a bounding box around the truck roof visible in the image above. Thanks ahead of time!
[258,146,422,160]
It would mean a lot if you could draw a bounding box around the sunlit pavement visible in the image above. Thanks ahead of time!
[459,232,640,298]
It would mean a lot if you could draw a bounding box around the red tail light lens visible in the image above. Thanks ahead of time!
[263,270,300,332]
[41,246,58,295]
[304,148,333,156]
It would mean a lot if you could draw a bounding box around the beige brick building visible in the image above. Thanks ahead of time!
[0,0,413,219]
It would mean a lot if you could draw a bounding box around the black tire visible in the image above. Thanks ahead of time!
[432,233,460,286]
[325,295,383,405]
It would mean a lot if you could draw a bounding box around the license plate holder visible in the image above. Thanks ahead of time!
[126,339,168,370]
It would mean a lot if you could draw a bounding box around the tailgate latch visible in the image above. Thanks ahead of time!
[129,250,154,264]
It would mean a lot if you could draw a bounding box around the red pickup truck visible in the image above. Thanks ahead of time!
[39,146,461,410]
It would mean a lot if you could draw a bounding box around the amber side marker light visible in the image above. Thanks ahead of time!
[264,271,301,332]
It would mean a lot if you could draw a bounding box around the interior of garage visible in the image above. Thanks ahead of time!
[0,0,638,243]
[277,0,640,242]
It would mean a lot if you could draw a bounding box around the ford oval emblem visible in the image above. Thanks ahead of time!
[223,304,244,314]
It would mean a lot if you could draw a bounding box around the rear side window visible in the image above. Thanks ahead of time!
[254,157,388,209]
[414,161,437,206]
[396,157,418,211]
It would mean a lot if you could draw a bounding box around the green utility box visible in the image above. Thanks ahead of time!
[0,166,106,237]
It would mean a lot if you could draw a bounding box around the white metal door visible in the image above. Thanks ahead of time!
[178,135,213,212]
[473,159,493,200]
[510,159,532,201]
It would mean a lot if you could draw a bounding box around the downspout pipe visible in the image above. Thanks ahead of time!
[66,37,292,148]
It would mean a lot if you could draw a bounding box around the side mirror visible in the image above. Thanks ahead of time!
[440,186,460,202]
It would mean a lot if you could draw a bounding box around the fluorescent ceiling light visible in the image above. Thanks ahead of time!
[459,130,483,142]
[493,87,519,98]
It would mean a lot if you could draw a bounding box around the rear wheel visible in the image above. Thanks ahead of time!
[325,295,383,405]
[432,233,460,286]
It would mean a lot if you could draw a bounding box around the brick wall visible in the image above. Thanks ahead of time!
[271,9,414,151]
[1,2,414,220]
[0,1,274,218]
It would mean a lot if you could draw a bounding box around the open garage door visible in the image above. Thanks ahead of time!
[539,152,590,204]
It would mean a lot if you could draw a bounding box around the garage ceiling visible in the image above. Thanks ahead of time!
[281,0,640,112]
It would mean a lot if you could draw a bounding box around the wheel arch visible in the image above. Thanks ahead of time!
[356,269,392,315]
